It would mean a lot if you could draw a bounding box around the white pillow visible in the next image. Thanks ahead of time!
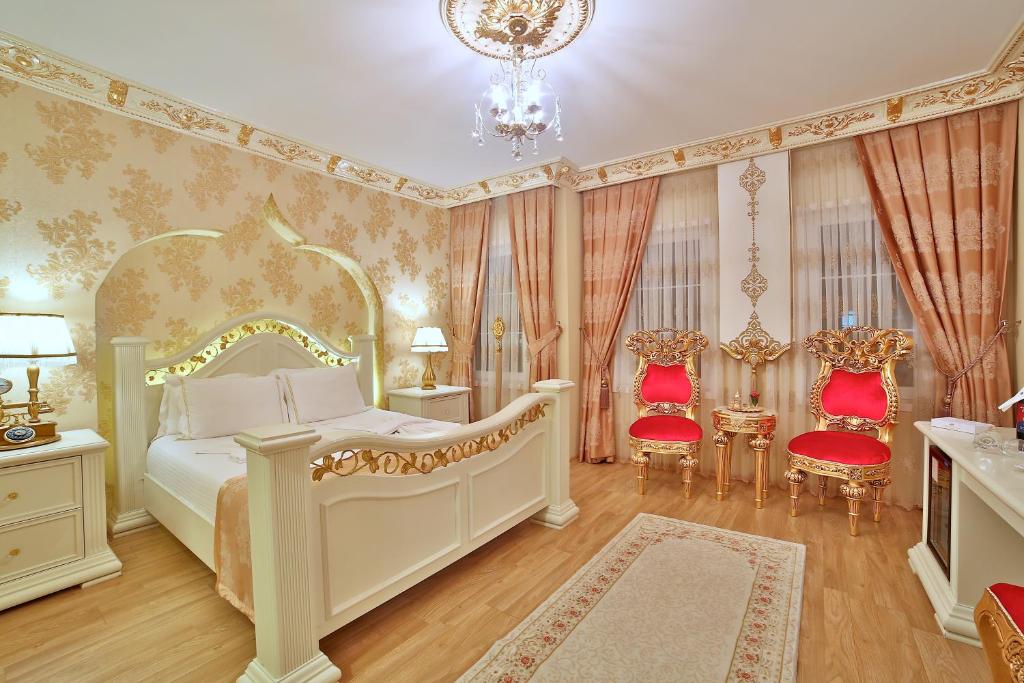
[278,364,366,424]
[155,373,251,439]
[178,374,287,439]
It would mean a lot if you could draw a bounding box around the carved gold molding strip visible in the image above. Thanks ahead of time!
[140,99,230,133]
[2,24,1024,206]
[145,318,354,386]
[257,137,323,163]
[310,402,547,479]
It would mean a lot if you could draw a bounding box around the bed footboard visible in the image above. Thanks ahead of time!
[235,379,576,683]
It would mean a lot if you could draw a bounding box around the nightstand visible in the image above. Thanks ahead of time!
[387,385,471,424]
[0,429,122,611]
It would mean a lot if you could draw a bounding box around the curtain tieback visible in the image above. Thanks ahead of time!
[941,319,1010,416]
[580,327,612,410]
[527,323,563,359]
[450,337,474,360]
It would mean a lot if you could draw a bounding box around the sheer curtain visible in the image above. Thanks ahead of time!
[474,198,529,418]
[612,167,722,470]
[785,139,937,508]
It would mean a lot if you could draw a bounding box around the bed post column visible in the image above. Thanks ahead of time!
[531,379,580,529]
[234,424,340,683]
[349,334,377,407]
[110,336,156,536]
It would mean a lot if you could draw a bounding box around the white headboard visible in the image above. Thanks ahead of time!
[108,314,376,536]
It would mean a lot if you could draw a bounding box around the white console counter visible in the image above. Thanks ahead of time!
[908,421,1024,646]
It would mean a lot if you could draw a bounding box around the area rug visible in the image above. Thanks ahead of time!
[459,513,805,682]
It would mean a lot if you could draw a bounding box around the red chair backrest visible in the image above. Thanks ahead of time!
[625,329,708,418]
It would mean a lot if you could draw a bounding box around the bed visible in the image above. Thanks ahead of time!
[109,314,578,683]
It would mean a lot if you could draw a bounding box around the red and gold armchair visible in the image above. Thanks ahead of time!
[785,326,913,536]
[625,329,708,497]
[975,583,1024,683]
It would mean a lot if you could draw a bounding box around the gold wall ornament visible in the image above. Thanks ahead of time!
[107,80,128,107]
[442,0,594,59]
[915,55,1024,108]
[237,124,255,147]
[492,315,506,410]
[768,127,782,149]
[621,156,667,176]
[0,42,93,90]
[720,312,790,393]
[479,179,492,194]
[140,99,229,132]
[394,177,408,192]
[694,136,760,161]
[787,111,874,138]
[257,137,323,163]
[347,165,390,185]
[886,96,904,123]
[738,158,768,308]
[542,165,554,180]
[310,402,548,479]
[145,318,354,386]
[672,147,686,166]
[596,166,608,183]
[446,187,475,202]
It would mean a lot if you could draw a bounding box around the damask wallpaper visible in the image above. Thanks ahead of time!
[0,76,451,442]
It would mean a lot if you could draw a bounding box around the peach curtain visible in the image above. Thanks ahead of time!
[508,186,561,383]
[579,177,660,463]
[449,200,491,410]
[856,102,1016,425]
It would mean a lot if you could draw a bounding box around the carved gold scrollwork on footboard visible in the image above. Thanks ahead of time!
[310,403,547,480]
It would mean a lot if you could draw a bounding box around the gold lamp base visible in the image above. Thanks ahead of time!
[0,366,62,451]
[420,352,437,391]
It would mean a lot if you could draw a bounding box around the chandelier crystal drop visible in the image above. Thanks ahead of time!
[472,44,563,160]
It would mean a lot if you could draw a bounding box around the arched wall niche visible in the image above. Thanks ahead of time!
[0,77,452,477]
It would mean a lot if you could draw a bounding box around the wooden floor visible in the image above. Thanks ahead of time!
[0,461,989,682]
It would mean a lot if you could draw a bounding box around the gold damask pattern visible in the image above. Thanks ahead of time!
[25,99,115,184]
[28,209,116,297]
[311,403,547,479]
[325,212,357,254]
[0,77,16,97]
[308,285,341,337]
[100,267,159,336]
[259,242,301,305]
[366,258,396,297]
[108,165,172,241]
[155,237,211,301]
[250,154,283,182]
[424,208,447,253]
[152,317,199,356]
[394,228,421,279]
[426,267,447,313]
[219,194,263,260]
[363,192,395,242]
[128,119,178,153]
[286,172,328,228]
[400,197,423,219]
[221,278,263,318]
[185,144,240,210]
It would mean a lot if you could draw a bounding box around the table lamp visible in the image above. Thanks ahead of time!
[0,313,77,450]
[411,327,447,390]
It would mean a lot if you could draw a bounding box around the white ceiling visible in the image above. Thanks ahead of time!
[3,1,1023,187]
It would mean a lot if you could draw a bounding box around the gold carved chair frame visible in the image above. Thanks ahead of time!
[625,328,708,497]
[786,326,913,535]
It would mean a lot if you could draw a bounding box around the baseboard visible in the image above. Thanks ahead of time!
[237,653,341,683]
[109,508,158,537]
[531,499,580,529]
[908,542,980,647]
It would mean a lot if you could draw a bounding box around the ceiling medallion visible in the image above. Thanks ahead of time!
[442,1,595,160]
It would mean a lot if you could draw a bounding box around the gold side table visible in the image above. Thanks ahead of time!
[711,407,778,509]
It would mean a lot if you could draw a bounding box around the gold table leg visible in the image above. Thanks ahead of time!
[751,434,771,510]
[713,430,729,501]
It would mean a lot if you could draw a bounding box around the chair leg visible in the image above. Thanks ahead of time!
[679,455,699,499]
[817,476,828,506]
[714,431,729,501]
[871,478,891,523]
[784,467,807,517]
[631,450,650,495]
[840,481,867,536]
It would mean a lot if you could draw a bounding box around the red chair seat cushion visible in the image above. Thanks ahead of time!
[787,430,890,465]
[989,583,1024,632]
[629,415,702,443]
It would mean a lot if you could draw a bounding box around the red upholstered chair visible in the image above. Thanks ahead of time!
[975,583,1024,683]
[625,329,708,497]
[785,326,913,536]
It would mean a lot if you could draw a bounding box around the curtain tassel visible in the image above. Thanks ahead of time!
[941,319,1010,416]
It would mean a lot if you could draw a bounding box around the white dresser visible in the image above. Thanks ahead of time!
[908,422,1024,646]
[0,429,122,611]
[387,385,471,424]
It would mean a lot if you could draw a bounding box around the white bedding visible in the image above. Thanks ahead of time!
[147,408,459,523]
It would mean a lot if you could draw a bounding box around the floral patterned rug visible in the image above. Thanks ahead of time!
[459,513,805,682]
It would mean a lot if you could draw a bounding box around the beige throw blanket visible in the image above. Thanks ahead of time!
[214,475,255,621]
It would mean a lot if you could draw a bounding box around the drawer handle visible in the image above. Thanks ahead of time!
[5,491,17,501]
[8,548,19,558]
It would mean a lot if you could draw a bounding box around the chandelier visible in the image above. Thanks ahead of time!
[441,0,595,160]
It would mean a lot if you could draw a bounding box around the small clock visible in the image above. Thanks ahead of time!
[3,425,35,445]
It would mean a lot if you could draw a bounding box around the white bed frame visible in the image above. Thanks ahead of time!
[111,315,578,683]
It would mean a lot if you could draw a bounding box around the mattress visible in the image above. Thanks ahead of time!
[147,408,458,523]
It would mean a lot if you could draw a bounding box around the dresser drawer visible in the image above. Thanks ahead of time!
[424,394,468,424]
[0,456,82,527]
[0,510,85,584]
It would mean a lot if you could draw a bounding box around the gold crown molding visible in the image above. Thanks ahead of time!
[0,32,453,207]
[2,24,1024,207]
